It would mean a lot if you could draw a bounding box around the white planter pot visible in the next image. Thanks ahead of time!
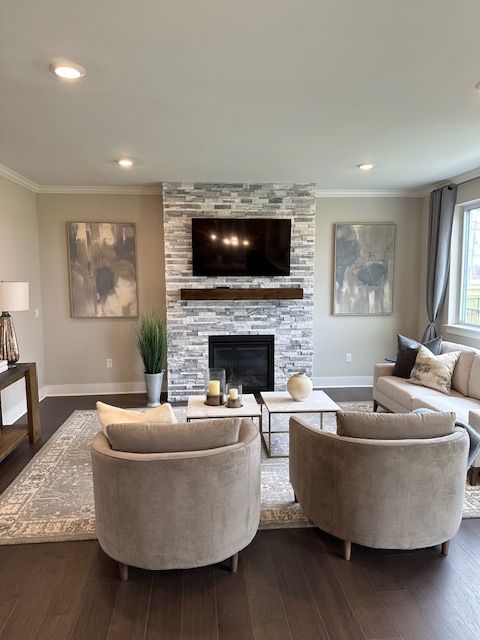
[144,370,164,407]
[287,372,313,401]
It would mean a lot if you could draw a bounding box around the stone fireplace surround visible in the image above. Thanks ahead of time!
[163,182,316,402]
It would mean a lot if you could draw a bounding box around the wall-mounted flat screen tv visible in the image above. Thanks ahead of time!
[192,218,291,277]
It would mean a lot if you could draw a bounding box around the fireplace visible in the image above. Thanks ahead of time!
[209,335,274,394]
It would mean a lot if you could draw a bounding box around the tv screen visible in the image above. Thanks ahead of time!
[192,218,291,277]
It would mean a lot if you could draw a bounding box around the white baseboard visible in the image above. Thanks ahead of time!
[44,382,147,397]
[313,376,373,388]
[2,383,145,424]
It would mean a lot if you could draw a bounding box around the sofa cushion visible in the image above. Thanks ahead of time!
[376,376,429,410]
[408,346,460,394]
[411,394,480,424]
[105,418,241,453]
[469,355,480,400]
[392,334,442,379]
[336,410,455,440]
[97,401,177,435]
[451,351,476,396]
[441,340,479,355]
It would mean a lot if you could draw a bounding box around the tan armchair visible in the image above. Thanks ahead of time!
[91,418,260,580]
[289,414,468,560]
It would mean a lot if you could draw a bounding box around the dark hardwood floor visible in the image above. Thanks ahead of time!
[1,390,480,640]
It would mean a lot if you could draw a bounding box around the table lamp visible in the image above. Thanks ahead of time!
[0,281,29,366]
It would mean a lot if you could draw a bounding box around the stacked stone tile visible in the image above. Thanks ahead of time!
[163,182,316,401]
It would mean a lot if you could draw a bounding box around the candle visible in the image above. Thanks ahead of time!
[229,387,239,400]
[208,379,220,396]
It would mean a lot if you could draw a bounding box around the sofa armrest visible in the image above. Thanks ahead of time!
[374,362,395,387]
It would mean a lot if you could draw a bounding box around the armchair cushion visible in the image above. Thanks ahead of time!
[105,418,241,453]
[336,410,455,440]
[96,401,177,434]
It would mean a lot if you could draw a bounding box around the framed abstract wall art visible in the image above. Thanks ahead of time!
[67,222,138,318]
[333,222,395,315]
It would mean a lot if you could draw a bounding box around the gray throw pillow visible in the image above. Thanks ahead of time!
[105,418,241,453]
[336,410,455,440]
[392,334,442,379]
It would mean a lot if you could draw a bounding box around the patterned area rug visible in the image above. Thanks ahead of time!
[0,402,479,545]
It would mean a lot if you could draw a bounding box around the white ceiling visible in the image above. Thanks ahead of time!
[1,0,480,190]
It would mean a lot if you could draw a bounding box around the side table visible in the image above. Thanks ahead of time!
[260,390,341,458]
[0,363,41,462]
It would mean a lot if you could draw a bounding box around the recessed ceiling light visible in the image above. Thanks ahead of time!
[357,163,374,171]
[116,159,134,168]
[49,62,86,80]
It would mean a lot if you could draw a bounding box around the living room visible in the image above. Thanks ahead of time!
[1,1,480,638]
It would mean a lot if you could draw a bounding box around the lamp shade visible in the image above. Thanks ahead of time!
[0,281,29,312]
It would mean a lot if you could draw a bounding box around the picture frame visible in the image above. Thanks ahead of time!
[67,222,139,318]
[333,222,395,316]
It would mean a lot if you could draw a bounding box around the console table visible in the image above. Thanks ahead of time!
[0,363,41,462]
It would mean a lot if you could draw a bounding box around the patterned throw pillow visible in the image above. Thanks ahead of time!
[408,346,461,394]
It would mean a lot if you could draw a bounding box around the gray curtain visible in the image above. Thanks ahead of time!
[422,184,457,341]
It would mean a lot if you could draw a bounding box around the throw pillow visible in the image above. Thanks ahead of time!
[105,418,241,453]
[96,401,177,435]
[392,334,442,379]
[408,346,461,394]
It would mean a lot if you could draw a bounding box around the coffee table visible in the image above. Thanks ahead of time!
[260,390,341,458]
[186,394,262,431]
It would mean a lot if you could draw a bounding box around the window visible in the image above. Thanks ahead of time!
[459,205,480,327]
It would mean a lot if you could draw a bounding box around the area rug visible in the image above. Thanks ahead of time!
[0,402,479,545]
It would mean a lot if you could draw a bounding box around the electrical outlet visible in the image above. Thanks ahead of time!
[106,359,113,368]
[345,353,352,363]
[34,308,40,318]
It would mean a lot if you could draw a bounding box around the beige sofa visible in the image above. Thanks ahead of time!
[289,413,468,559]
[91,418,260,580]
[374,339,480,480]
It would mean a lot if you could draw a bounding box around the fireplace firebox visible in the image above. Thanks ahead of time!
[209,335,274,394]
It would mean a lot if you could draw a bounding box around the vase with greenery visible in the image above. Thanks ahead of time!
[136,311,167,407]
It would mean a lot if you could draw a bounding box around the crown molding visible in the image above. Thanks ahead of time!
[35,184,163,195]
[451,166,480,186]
[0,162,429,198]
[0,163,39,192]
[0,163,163,195]
[315,188,426,198]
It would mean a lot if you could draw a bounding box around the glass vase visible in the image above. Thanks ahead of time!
[226,383,243,408]
[205,368,226,406]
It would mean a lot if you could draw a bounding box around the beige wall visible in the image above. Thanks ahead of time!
[36,194,164,391]
[2,182,428,398]
[0,176,45,421]
[313,197,424,383]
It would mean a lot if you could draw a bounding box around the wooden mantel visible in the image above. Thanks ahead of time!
[180,288,304,301]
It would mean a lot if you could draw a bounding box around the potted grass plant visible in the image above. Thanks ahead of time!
[136,310,167,407]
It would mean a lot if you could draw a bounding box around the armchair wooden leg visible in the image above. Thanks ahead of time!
[293,492,298,503]
[342,540,351,561]
[230,552,239,574]
[119,562,129,581]
[470,467,479,486]
[441,541,450,557]
[373,400,379,412]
